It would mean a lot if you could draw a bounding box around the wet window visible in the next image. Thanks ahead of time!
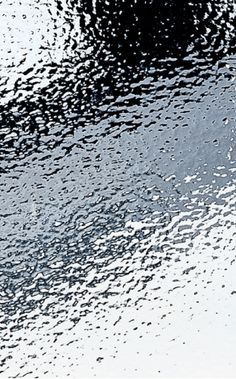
[0,0,236,376]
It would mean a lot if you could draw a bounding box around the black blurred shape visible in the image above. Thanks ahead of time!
[80,0,196,61]
[0,0,235,160]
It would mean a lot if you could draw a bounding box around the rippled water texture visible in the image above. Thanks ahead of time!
[0,0,236,377]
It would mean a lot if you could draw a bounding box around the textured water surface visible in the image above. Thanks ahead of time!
[0,0,236,377]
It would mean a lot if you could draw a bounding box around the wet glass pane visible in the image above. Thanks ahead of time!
[0,0,235,377]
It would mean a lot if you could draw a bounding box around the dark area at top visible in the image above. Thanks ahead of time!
[80,0,235,61]
[0,0,235,164]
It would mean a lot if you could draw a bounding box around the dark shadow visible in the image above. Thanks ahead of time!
[79,0,195,63]
[0,0,235,163]
[80,0,236,62]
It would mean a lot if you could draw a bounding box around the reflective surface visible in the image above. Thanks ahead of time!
[0,0,236,377]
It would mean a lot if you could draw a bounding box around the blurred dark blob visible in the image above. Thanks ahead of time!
[81,0,193,62]
[80,0,236,61]
[0,0,235,162]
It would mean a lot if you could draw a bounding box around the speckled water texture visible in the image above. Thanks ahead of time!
[0,0,236,377]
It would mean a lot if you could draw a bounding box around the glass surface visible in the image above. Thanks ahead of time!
[0,1,235,377]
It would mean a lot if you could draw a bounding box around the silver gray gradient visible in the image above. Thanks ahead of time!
[0,0,236,377]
